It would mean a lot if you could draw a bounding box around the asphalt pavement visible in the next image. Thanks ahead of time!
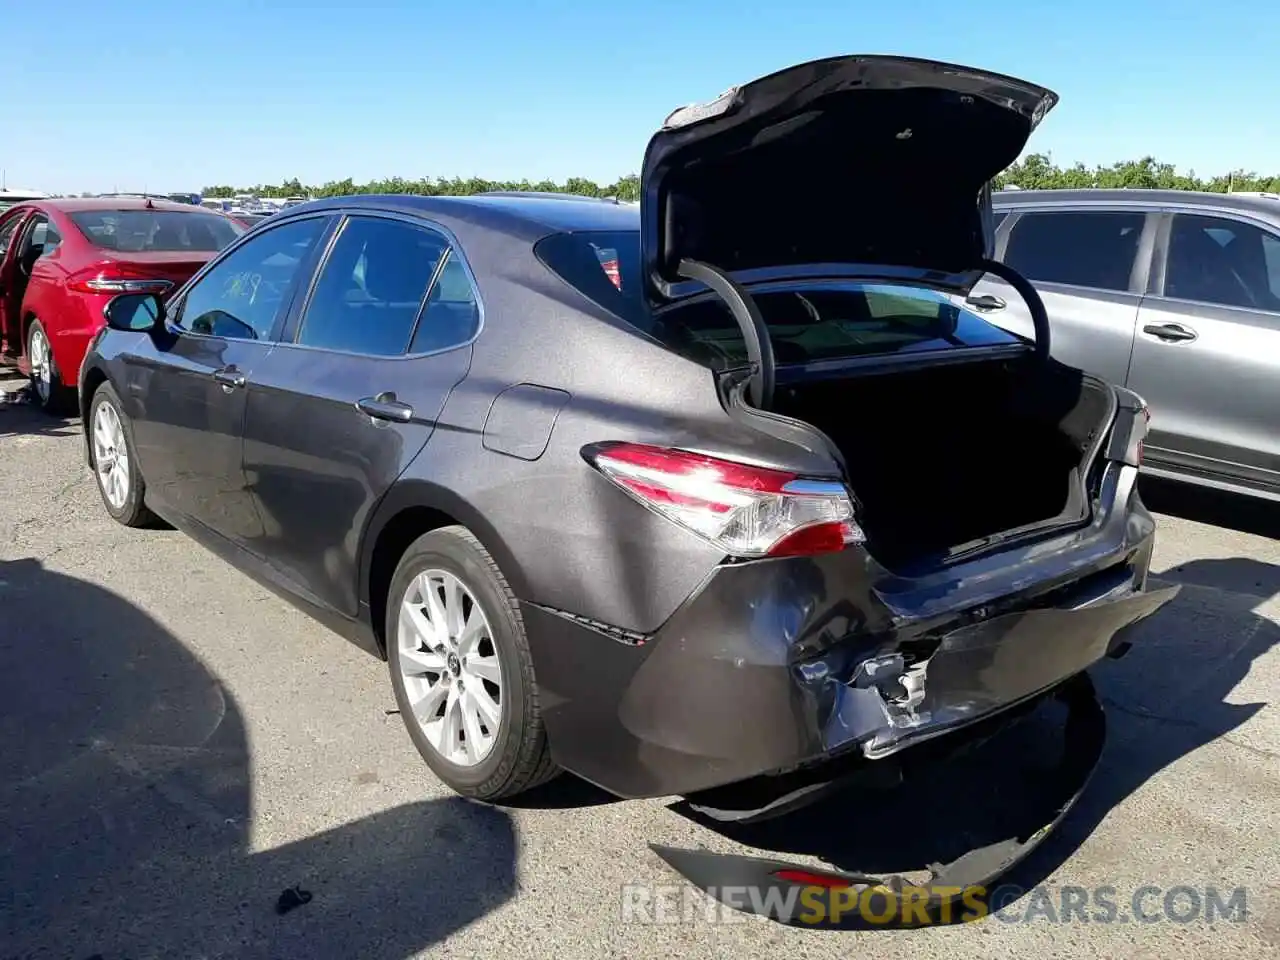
[1,372,1276,959]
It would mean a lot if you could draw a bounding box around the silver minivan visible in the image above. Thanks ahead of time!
[967,189,1280,502]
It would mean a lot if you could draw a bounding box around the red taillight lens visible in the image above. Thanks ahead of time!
[1130,402,1150,466]
[68,266,174,296]
[772,868,855,889]
[602,259,620,288]
[584,442,864,558]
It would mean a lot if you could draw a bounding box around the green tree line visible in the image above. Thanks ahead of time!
[201,155,1280,202]
[203,174,642,201]
[995,155,1280,193]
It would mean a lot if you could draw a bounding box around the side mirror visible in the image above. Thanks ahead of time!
[103,292,164,332]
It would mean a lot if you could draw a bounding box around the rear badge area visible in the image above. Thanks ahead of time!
[651,672,1105,929]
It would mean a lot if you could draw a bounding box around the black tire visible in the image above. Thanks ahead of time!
[88,382,157,528]
[386,525,559,800]
[26,319,74,415]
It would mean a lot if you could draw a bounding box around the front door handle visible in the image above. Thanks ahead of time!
[1142,322,1198,343]
[212,365,246,391]
[964,293,1007,311]
[356,392,414,423]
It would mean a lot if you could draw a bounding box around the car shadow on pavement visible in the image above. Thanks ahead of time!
[670,554,1277,923]
[499,772,618,810]
[0,557,517,960]
[0,380,80,438]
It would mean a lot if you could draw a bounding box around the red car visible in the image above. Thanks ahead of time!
[0,197,243,411]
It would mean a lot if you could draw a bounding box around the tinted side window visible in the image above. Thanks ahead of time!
[297,216,447,356]
[408,252,480,354]
[176,217,327,341]
[32,220,62,256]
[1004,211,1145,292]
[0,212,22,258]
[1165,214,1280,312]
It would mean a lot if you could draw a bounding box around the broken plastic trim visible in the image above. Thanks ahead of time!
[651,672,1106,929]
[676,258,776,410]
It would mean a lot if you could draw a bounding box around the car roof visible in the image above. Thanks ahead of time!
[288,192,640,237]
[39,196,228,214]
[992,188,1280,218]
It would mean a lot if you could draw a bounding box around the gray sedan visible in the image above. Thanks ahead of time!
[966,188,1280,502]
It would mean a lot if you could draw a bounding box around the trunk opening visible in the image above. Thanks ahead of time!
[769,355,1115,573]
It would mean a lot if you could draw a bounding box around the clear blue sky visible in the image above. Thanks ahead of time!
[2,0,1276,193]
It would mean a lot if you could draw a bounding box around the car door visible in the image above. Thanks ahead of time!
[121,214,334,542]
[1126,210,1280,490]
[240,212,480,616]
[965,207,1155,387]
[0,206,34,357]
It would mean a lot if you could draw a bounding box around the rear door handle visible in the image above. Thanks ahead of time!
[212,366,246,390]
[356,392,414,423]
[1142,322,1198,343]
[964,294,1007,311]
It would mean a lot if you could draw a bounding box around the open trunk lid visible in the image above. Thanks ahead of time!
[641,55,1057,301]
[639,54,1059,408]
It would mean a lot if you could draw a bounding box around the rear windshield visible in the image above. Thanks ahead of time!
[69,210,244,253]
[535,229,1023,368]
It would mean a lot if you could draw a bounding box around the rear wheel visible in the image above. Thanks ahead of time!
[386,525,559,800]
[26,320,73,414]
[89,382,156,528]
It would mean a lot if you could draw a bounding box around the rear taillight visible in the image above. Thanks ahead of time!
[583,442,864,558]
[1127,402,1150,467]
[1136,404,1150,465]
[68,266,174,296]
[602,259,620,289]
[1107,392,1150,468]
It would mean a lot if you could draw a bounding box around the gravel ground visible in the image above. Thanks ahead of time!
[1,373,1276,959]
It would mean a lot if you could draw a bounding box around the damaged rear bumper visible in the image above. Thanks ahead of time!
[651,672,1110,928]
[523,462,1177,803]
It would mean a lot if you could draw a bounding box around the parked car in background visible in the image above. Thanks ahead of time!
[0,197,243,410]
[0,188,49,211]
[78,56,1172,833]
[969,189,1280,502]
[231,211,273,228]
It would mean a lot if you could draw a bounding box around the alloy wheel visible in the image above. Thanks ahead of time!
[92,401,130,510]
[28,326,52,404]
[396,569,504,767]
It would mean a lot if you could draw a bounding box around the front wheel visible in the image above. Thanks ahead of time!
[26,320,73,414]
[386,525,559,800]
[89,382,156,528]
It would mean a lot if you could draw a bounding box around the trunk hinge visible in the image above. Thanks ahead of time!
[676,258,775,410]
[978,257,1052,362]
